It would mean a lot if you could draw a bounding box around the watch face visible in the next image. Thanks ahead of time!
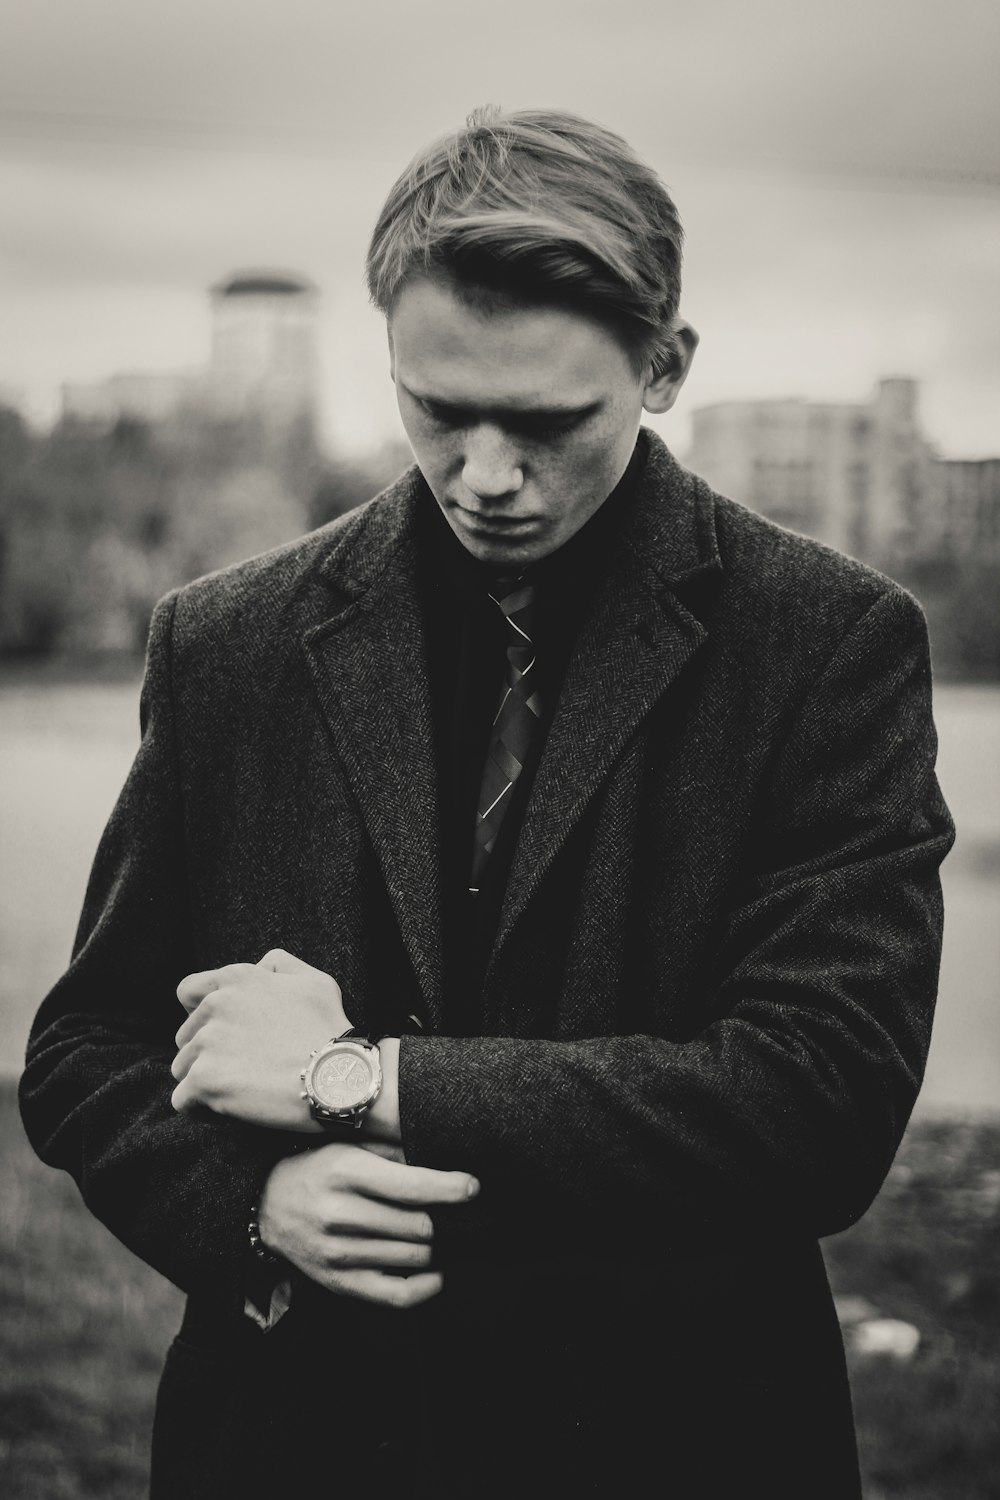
[311,1046,376,1110]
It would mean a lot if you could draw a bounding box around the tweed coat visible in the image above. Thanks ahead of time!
[20,429,954,1497]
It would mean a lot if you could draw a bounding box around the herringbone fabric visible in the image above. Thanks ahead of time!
[470,577,542,890]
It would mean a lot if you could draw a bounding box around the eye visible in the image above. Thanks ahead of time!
[414,397,583,442]
[517,419,578,442]
[418,399,467,428]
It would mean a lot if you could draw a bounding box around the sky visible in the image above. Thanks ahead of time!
[1,0,998,459]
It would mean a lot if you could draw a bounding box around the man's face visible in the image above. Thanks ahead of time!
[388,274,692,569]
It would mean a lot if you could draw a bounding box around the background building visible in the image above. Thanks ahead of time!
[61,369,200,427]
[61,270,320,439]
[205,272,320,428]
[685,378,996,566]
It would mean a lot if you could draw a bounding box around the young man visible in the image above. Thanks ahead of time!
[21,108,953,1498]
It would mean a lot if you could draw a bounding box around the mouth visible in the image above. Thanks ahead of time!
[452,505,541,534]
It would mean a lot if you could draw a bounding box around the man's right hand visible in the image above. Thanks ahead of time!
[257,1141,479,1309]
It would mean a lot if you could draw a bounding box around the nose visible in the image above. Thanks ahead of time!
[461,424,524,501]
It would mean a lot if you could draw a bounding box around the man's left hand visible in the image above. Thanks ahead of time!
[171,948,347,1131]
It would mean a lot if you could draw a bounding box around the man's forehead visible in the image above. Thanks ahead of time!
[389,273,634,406]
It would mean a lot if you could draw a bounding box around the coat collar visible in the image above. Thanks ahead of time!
[301,428,721,1024]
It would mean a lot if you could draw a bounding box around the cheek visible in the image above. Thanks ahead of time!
[399,415,449,476]
[554,425,631,495]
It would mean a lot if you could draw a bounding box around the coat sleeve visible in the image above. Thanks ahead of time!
[18,592,285,1316]
[397,585,956,1250]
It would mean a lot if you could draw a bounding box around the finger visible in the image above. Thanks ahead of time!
[324,1268,444,1309]
[174,984,237,1047]
[170,1073,197,1113]
[325,1198,434,1243]
[170,1043,194,1084]
[176,963,256,1014]
[169,1077,215,1122]
[175,1004,211,1048]
[176,971,220,1014]
[340,1149,479,1206]
[321,1237,433,1272]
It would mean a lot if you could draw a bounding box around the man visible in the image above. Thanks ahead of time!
[20,108,953,1498]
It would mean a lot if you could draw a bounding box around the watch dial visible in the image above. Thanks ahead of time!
[314,1051,373,1108]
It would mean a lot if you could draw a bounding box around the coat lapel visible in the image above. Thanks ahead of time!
[495,434,722,951]
[301,476,445,1027]
[298,433,720,1013]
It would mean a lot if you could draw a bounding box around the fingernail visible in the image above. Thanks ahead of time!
[466,1177,480,1199]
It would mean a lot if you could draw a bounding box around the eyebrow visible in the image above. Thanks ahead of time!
[402,384,602,423]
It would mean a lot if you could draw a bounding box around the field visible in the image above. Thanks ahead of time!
[0,1083,180,1499]
[1,677,998,1496]
[825,1116,1000,1498]
[2,1082,997,1499]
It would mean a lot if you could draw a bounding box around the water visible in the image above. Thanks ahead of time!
[1,677,997,1113]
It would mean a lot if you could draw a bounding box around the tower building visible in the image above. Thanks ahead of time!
[207,272,319,425]
[61,270,321,436]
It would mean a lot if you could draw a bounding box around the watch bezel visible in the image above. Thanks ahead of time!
[301,1036,382,1125]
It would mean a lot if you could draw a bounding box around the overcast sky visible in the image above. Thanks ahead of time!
[1,0,998,458]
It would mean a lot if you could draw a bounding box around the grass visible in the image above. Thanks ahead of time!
[1,1084,998,1498]
[0,1084,182,1500]
[824,1115,1000,1499]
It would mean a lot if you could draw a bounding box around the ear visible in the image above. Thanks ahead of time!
[642,318,699,415]
[386,323,396,382]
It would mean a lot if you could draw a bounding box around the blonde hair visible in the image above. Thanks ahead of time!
[366,106,685,377]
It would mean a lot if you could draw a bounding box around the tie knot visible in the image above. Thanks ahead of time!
[488,574,536,634]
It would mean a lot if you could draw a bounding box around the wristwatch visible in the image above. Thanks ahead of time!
[300,1028,382,1132]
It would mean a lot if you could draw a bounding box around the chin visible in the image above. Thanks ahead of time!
[465,538,548,570]
[446,524,535,569]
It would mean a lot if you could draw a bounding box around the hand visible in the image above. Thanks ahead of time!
[258,1140,480,1308]
[171,948,347,1131]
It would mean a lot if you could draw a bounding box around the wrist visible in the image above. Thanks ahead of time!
[364,1036,401,1143]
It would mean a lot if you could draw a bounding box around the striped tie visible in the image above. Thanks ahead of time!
[470,576,542,892]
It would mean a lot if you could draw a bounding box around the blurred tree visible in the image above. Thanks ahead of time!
[0,406,326,659]
[169,465,308,583]
[1,402,993,681]
[0,411,177,656]
[0,405,31,485]
[308,439,412,529]
[887,557,1000,682]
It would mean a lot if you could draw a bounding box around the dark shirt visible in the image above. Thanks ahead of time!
[415,439,646,1033]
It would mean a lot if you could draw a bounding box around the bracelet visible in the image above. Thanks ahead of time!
[247,1204,281,1268]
